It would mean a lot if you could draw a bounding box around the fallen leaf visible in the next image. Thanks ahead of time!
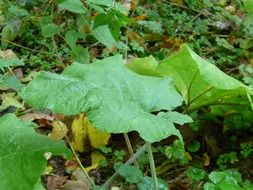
[203,153,210,166]
[20,71,39,82]
[13,68,24,79]
[71,114,89,152]
[60,169,92,190]
[71,114,110,152]
[0,49,17,59]
[19,111,54,121]
[87,124,111,149]
[49,120,68,140]
[85,151,106,173]
[111,187,121,190]
[82,25,90,33]
[185,152,192,161]
[65,160,79,173]
[0,93,24,111]
[132,15,148,21]
[60,181,88,190]
[47,176,68,190]
[45,165,53,175]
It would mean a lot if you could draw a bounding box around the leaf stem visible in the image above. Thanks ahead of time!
[123,133,139,168]
[147,142,158,190]
[56,120,95,186]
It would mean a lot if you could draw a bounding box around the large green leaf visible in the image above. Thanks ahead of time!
[0,114,71,190]
[128,44,252,112]
[243,0,253,14]
[20,55,185,143]
[210,96,253,129]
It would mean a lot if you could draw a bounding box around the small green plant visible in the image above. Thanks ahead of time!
[203,170,253,190]
[114,150,127,161]
[185,167,207,181]
[216,152,238,170]
[118,164,143,184]
[240,143,253,158]
[187,140,201,153]
[185,167,207,189]
[165,139,189,164]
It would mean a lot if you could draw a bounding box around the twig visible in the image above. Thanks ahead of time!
[1,39,59,57]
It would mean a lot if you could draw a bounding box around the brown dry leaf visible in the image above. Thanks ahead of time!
[70,114,110,152]
[55,114,65,121]
[13,68,24,79]
[47,175,68,190]
[163,37,184,50]
[85,151,106,173]
[132,15,148,21]
[65,160,79,172]
[60,169,92,190]
[49,120,68,140]
[82,25,90,33]
[128,32,143,43]
[19,111,54,121]
[38,118,52,128]
[60,181,88,190]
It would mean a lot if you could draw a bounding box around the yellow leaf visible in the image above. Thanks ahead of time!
[218,0,227,6]
[85,151,106,173]
[71,114,88,152]
[185,152,192,161]
[45,165,53,175]
[49,120,68,140]
[70,114,111,152]
[87,122,111,149]
[0,93,24,110]
[203,153,210,166]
